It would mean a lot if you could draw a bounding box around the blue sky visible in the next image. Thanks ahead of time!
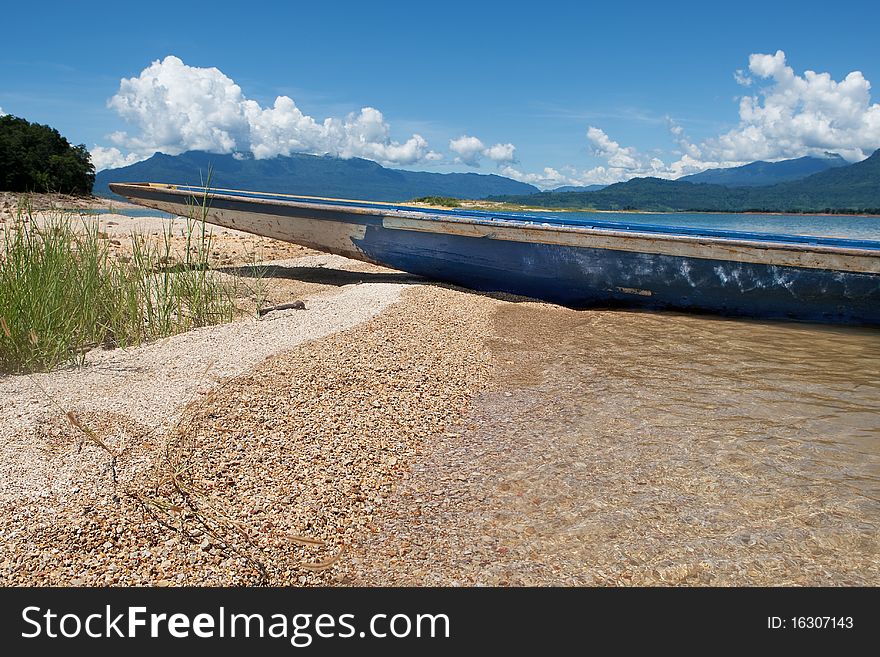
[2,0,879,188]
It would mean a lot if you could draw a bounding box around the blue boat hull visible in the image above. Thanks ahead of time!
[107,183,880,326]
[353,223,880,324]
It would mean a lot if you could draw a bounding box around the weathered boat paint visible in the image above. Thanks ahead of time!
[108,183,880,325]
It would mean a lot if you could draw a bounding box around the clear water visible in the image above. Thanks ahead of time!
[525,210,880,241]
[423,306,880,584]
[356,303,880,585]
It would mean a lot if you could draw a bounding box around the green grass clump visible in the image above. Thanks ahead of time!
[411,196,462,207]
[0,200,237,373]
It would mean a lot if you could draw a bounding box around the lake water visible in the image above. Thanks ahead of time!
[354,299,880,586]
[486,305,880,584]
[385,303,880,585]
[524,210,880,241]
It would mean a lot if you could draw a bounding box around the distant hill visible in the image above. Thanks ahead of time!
[488,149,880,213]
[95,151,539,202]
[550,184,606,192]
[767,149,880,210]
[679,153,849,187]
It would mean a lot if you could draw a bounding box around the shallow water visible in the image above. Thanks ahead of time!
[353,305,879,585]
[492,309,880,501]
[449,309,880,584]
[525,210,880,240]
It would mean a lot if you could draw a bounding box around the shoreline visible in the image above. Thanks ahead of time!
[350,305,879,586]
[458,203,880,219]
[0,191,142,213]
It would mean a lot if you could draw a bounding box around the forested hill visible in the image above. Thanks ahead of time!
[489,149,880,214]
[95,151,539,202]
[678,153,848,187]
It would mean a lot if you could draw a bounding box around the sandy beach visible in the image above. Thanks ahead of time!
[1,196,877,586]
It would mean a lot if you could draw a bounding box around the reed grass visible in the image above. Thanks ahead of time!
[0,197,239,373]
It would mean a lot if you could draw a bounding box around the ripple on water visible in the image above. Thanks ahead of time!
[399,306,880,585]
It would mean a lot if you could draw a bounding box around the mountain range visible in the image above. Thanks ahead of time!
[95,151,539,202]
[94,149,880,213]
[489,149,880,213]
[678,153,849,187]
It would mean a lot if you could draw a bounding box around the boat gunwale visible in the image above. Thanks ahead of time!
[108,182,880,259]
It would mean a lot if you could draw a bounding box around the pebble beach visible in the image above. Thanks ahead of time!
[1,194,877,587]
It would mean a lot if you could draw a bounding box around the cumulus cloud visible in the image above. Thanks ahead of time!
[93,55,442,170]
[503,123,739,189]
[666,119,702,160]
[505,125,720,189]
[449,135,516,167]
[586,127,645,170]
[499,165,584,188]
[0,107,6,116]
[705,50,880,162]
[578,127,683,183]
[515,50,880,187]
[484,142,516,163]
[90,146,147,171]
[449,136,485,166]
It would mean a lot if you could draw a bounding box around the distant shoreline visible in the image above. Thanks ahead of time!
[445,201,880,219]
[0,191,142,213]
[556,208,880,219]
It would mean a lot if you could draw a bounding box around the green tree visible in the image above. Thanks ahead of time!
[0,115,95,194]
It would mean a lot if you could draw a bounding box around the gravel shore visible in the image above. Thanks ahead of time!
[0,278,500,585]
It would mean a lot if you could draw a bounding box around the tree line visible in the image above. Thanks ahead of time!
[0,115,94,195]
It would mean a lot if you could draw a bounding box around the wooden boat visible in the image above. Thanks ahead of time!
[109,182,880,325]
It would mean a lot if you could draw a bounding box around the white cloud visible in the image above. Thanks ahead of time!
[733,69,752,87]
[503,124,732,189]
[667,119,702,159]
[499,165,583,188]
[90,146,149,171]
[0,107,6,116]
[449,136,485,166]
[579,127,678,183]
[94,55,441,170]
[705,50,880,162]
[500,127,714,189]
[586,127,644,169]
[106,56,247,158]
[512,50,880,188]
[449,135,517,167]
[484,142,516,163]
